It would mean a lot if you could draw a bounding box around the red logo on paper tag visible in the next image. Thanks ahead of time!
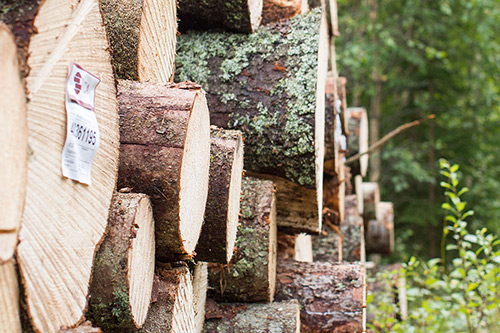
[74,72,82,95]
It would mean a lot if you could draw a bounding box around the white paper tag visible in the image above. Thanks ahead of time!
[61,63,100,185]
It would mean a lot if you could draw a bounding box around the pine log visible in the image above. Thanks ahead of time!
[362,182,380,222]
[58,322,101,333]
[324,72,341,175]
[178,0,263,33]
[354,175,364,216]
[322,168,345,227]
[0,24,27,264]
[88,194,155,330]
[100,0,177,82]
[277,231,297,260]
[337,76,348,135]
[117,81,211,260]
[193,262,208,333]
[261,0,307,25]
[176,11,328,233]
[366,202,394,255]
[342,195,366,262]
[13,1,120,331]
[0,260,21,332]
[275,260,366,332]
[294,234,313,262]
[203,300,300,332]
[208,177,277,303]
[195,128,244,264]
[135,265,195,333]
[312,223,342,262]
[346,108,369,177]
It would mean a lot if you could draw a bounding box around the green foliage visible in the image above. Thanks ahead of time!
[368,161,500,332]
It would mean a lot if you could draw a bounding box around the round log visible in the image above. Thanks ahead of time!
[203,300,301,332]
[261,0,307,25]
[354,175,364,216]
[208,177,277,303]
[192,262,208,333]
[0,260,21,332]
[275,260,366,332]
[100,0,177,82]
[178,0,263,33]
[136,266,195,333]
[88,193,155,330]
[294,234,313,262]
[117,81,211,260]
[361,182,380,222]
[195,128,244,264]
[346,107,369,177]
[14,1,120,331]
[0,24,27,264]
[342,195,366,263]
[366,202,394,255]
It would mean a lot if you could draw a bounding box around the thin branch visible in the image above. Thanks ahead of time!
[345,114,436,165]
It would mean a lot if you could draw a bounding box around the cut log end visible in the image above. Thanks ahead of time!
[347,107,369,177]
[362,182,380,222]
[366,202,394,255]
[192,262,208,333]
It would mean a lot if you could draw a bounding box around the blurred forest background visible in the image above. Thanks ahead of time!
[336,0,500,260]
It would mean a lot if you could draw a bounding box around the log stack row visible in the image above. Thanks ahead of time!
[0,0,396,332]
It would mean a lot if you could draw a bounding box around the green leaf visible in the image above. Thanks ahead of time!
[461,210,474,219]
[441,203,453,210]
[457,187,469,196]
[440,181,452,189]
[450,164,459,173]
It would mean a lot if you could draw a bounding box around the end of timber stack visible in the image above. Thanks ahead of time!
[0,0,402,331]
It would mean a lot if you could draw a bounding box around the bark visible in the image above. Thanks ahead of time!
[192,262,208,333]
[88,194,155,330]
[195,128,244,264]
[15,1,120,331]
[176,9,328,190]
[275,260,366,332]
[312,225,342,262]
[342,195,366,262]
[361,182,380,222]
[337,77,349,136]
[324,72,340,175]
[133,265,195,333]
[322,169,345,227]
[0,24,27,264]
[100,0,177,82]
[261,0,306,26]
[346,108,369,177]
[277,231,297,260]
[203,300,300,332]
[58,322,101,333]
[178,0,263,33]
[0,260,21,332]
[208,177,277,303]
[117,81,211,260]
[294,234,313,262]
[366,202,394,255]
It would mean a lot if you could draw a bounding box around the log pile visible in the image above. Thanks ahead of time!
[0,0,403,331]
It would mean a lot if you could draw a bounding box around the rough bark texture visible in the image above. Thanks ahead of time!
[88,194,155,330]
[192,262,208,333]
[277,231,297,260]
[362,182,380,222]
[16,1,120,331]
[366,202,394,255]
[261,0,305,25]
[100,0,177,82]
[58,322,101,333]
[132,265,195,333]
[178,0,263,33]
[0,260,21,332]
[322,171,345,227]
[208,177,277,303]
[324,72,341,175]
[346,107,369,177]
[342,195,366,262]
[0,24,27,264]
[203,300,300,332]
[275,260,366,332]
[176,9,327,190]
[117,81,211,260]
[195,128,244,264]
[312,225,342,262]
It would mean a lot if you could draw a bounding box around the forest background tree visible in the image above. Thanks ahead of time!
[336,0,500,259]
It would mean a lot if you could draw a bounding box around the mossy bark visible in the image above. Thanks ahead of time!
[88,193,154,330]
[195,128,243,263]
[275,260,366,332]
[203,300,300,332]
[208,177,277,302]
[176,9,326,189]
[178,0,262,33]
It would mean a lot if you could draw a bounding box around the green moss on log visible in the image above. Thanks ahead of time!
[176,9,323,188]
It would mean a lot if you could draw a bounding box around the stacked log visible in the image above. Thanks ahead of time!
[367,202,395,255]
[346,107,369,177]
[117,81,211,260]
[176,9,328,233]
[203,300,301,332]
[261,0,308,25]
[275,260,366,332]
[88,194,155,330]
[208,177,277,303]
[177,0,263,33]
[195,128,244,264]
[362,182,380,222]
[100,0,178,82]
[192,262,208,333]
[294,234,313,262]
[7,1,121,331]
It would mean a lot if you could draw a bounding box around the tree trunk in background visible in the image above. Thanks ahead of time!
[100,0,177,82]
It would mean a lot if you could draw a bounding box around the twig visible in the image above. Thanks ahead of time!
[345,114,435,165]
